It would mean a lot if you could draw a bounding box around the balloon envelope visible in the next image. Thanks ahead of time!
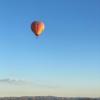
[31,21,45,36]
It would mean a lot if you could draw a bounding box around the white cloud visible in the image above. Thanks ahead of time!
[0,78,31,85]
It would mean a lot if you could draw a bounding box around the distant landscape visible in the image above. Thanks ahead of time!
[0,96,100,100]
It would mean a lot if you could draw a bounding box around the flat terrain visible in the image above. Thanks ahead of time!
[0,96,99,100]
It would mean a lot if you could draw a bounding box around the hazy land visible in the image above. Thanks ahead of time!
[0,96,99,100]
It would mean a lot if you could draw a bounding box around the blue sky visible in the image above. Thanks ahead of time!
[0,0,100,97]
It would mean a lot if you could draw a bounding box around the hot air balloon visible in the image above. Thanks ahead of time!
[31,21,45,36]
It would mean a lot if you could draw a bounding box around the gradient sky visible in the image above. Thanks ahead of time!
[0,0,100,97]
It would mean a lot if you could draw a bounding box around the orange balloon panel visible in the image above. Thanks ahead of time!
[31,21,45,36]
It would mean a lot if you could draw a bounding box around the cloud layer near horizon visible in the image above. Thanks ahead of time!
[0,78,31,85]
[0,78,59,89]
